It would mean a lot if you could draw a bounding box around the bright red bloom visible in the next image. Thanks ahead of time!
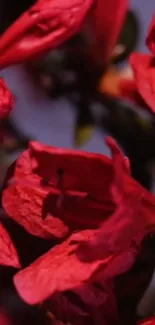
[2,137,155,324]
[0,79,14,119]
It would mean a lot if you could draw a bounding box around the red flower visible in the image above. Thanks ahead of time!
[0,79,14,119]
[2,137,155,324]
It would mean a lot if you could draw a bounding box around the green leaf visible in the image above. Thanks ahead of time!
[74,124,94,147]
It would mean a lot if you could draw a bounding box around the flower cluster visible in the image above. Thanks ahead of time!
[0,1,155,324]
[0,137,155,324]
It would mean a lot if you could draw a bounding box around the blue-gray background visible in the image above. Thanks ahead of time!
[0,0,154,156]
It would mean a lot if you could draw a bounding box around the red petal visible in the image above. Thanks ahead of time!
[90,0,128,64]
[119,78,149,110]
[14,229,109,304]
[0,222,20,268]
[129,52,155,113]
[77,137,155,263]
[28,141,113,203]
[13,228,139,306]
[3,179,69,239]
[2,142,116,239]
[146,15,155,56]
[0,0,94,69]
[76,200,141,263]
[105,137,131,201]
[0,79,14,119]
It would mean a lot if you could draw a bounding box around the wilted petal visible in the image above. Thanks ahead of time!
[0,222,20,268]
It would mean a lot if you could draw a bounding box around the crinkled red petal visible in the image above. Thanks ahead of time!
[2,142,116,239]
[2,182,70,239]
[13,226,140,306]
[0,222,20,268]
[129,52,155,113]
[0,79,14,119]
[14,229,111,304]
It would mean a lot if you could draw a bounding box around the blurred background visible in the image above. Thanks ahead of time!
[0,0,150,149]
